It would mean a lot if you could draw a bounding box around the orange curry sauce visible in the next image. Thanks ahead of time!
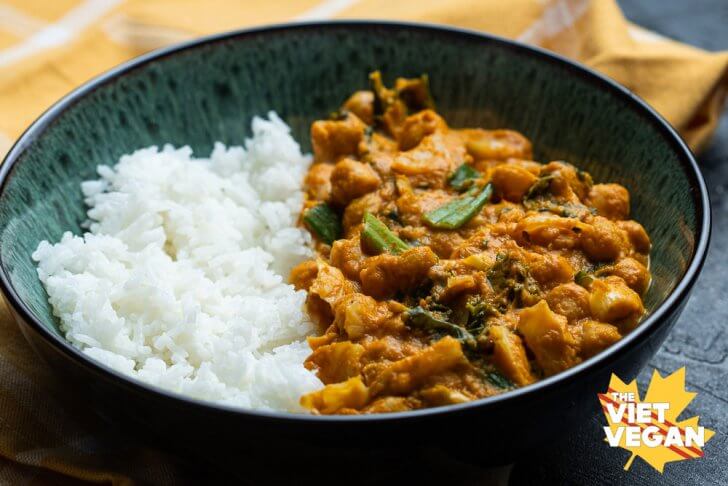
[290,72,651,414]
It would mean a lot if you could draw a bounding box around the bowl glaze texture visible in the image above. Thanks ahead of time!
[0,21,710,466]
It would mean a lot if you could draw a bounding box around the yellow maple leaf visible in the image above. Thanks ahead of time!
[598,367,715,473]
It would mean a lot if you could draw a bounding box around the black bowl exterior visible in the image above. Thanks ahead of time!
[0,21,710,468]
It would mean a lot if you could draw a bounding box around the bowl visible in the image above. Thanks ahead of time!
[0,21,710,468]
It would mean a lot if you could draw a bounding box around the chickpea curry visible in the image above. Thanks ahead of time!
[291,72,651,415]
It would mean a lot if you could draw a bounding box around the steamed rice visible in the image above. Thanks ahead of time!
[32,113,324,412]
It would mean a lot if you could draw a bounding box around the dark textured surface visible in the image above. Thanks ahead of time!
[511,1,728,484]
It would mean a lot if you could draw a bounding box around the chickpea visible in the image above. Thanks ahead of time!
[580,320,622,358]
[587,183,630,220]
[491,164,538,202]
[605,257,650,294]
[617,220,651,254]
[580,216,627,262]
[527,252,574,286]
[546,282,591,321]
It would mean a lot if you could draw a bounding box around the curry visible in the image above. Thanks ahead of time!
[291,72,651,414]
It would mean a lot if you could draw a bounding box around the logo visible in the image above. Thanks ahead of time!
[598,367,715,473]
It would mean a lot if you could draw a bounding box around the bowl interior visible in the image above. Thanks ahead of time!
[0,23,700,340]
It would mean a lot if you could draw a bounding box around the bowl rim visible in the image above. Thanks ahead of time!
[0,20,711,423]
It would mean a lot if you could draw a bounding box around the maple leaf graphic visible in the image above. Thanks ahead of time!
[598,367,715,473]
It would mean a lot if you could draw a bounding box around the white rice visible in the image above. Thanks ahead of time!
[32,112,324,412]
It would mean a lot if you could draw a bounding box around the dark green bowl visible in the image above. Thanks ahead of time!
[0,21,710,466]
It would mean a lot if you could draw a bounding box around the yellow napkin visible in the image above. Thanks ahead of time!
[0,0,725,483]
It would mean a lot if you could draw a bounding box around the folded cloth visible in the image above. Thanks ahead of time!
[0,0,725,483]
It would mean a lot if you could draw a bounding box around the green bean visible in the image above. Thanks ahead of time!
[303,203,341,245]
[423,183,493,229]
[361,212,409,255]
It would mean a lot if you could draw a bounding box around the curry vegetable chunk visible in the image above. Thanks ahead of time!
[293,72,651,414]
